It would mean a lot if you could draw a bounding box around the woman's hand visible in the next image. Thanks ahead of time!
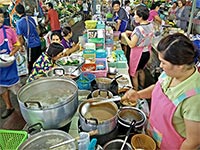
[121,88,140,103]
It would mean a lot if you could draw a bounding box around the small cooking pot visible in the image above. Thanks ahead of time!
[78,98,118,135]
[118,107,147,134]
[91,89,113,99]
[95,75,122,90]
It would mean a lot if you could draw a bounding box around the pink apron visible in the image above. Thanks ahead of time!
[129,26,153,76]
[147,76,200,149]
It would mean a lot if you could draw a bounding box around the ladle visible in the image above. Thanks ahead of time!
[81,96,121,116]
[120,120,136,150]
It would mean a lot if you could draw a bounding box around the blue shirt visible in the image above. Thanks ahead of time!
[16,16,41,48]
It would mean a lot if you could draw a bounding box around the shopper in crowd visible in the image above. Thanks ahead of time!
[45,2,61,32]
[61,26,80,56]
[51,31,62,44]
[148,1,162,29]
[121,5,154,91]
[121,33,200,149]
[112,0,131,32]
[168,1,178,21]
[175,0,190,31]
[15,3,42,74]
[124,0,131,16]
[0,8,21,119]
[27,43,64,82]
[82,0,89,20]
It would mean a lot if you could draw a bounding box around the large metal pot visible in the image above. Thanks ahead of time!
[78,99,118,135]
[18,129,76,150]
[17,77,78,129]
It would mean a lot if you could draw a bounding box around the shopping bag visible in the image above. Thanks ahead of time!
[16,51,29,76]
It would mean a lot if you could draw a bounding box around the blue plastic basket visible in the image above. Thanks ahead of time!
[76,73,96,90]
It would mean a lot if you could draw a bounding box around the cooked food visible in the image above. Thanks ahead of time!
[121,100,137,106]
[57,59,79,66]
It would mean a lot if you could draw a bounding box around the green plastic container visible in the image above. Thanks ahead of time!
[0,129,28,150]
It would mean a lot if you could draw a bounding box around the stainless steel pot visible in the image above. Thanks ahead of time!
[118,107,147,129]
[17,77,78,129]
[18,129,76,150]
[78,99,118,135]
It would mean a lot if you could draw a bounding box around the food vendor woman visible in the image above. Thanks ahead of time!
[121,33,200,149]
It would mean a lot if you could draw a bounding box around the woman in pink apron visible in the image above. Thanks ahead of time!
[121,33,200,149]
[121,5,154,90]
[0,9,21,119]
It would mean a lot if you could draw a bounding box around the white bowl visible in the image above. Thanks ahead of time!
[0,54,15,67]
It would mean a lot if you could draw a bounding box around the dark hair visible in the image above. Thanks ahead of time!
[46,43,64,57]
[150,1,161,10]
[135,5,149,20]
[46,2,53,9]
[51,31,62,41]
[112,1,120,7]
[157,33,196,65]
[62,26,72,37]
[15,3,25,15]
[0,8,3,14]
[125,0,130,6]
[178,0,186,6]
[173,1,178,6]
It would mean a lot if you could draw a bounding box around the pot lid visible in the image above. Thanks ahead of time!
[18,130,76,150]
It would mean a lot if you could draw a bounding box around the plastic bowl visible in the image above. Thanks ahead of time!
[76,72,96,90]
[85,20,97,29]
[81,63,96,72]
[131,134,156,150]
[0,54,15,67]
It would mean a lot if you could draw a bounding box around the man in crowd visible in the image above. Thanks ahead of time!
[45,2,61,32]
[112,0,130,32]
[15,3,42,74]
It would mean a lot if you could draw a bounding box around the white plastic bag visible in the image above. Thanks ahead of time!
[16,51,28,76]
[136,99,150,118]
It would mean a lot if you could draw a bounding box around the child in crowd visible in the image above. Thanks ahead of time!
[27,43,64,82]
[61,26,80,56]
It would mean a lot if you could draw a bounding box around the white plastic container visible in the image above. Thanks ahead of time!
[85,43,96,50]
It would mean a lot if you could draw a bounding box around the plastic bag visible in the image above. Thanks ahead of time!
[136,99,150,118]
[16,51,29,76]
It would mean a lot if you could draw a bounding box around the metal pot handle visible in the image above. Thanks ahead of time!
[27,123,43,134]
[85,118,98,125]
[53,67,65,76]
[24,101,42,109]
[98,89,109,97]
